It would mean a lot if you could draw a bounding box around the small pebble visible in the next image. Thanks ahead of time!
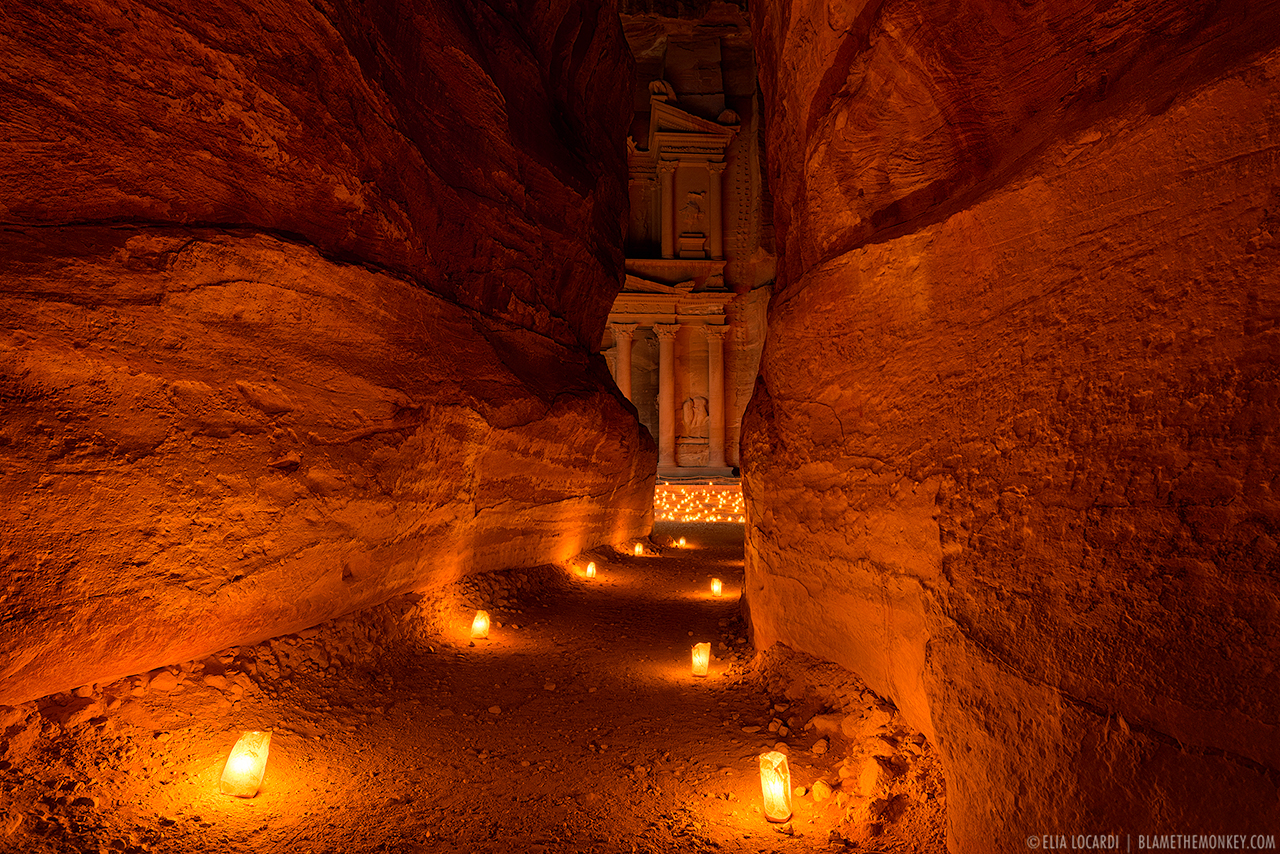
[811,737,829,755]
[544,682,556,691]
[488,706,501,715]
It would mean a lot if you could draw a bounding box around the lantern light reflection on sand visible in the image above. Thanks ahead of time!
[220,730,272,798]
[759,751,792,821]
[691,642,710,677]
[711,578,723,596]
[585,561,596,578]
[471,609,490,639]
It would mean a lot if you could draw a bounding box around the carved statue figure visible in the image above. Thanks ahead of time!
[648,79,676,101]
[680,396,709,437]
[679,191,705,235]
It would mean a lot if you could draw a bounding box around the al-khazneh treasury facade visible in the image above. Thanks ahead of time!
[604,12,773,476]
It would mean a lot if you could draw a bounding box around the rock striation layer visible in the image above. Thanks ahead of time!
[745,0,1280,848]
[0,0,653,706]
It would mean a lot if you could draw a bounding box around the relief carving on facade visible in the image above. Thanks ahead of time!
[680,396,709,438]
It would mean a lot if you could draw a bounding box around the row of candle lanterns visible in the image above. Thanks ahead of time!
[217,524,791,824]
[655,484,746,524]
[570,539,791,821]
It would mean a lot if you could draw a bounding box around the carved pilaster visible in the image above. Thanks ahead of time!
[658,160,678,260]
[702,325,730,468]
[707,160,727,261]
[654,323,680,467]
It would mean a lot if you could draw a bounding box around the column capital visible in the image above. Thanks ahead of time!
[653,323,681,340]
[701,324,730,339]
[657,159,679,175]
[609,322,639,338]
[707,160,728,175]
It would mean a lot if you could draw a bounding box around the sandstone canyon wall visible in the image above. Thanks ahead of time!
[0,0,653,707]
[744,0,1280,848]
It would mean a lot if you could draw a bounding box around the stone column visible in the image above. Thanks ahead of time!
[654,323,680,467]
[707,160,727,260]
[658,160,677,259]
[703,324,729,468]
[609,323,638,401]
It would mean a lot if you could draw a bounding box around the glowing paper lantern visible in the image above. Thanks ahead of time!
[678,537,687,547]
[711,578,723,596]
[691,642,710,677]
[759,751,792,822]
[633,543,643,556]
[220,730,271,798]
[471,610,490,639]
[585,562,596,578]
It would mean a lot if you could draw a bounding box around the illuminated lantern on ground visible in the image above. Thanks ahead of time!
[711,578,723,596]
[634,543,643,556]
[585,562,596,578]
[471,610,490,639]
[678,537,687,547]
[691,642,710,677]
[220,731,271,798]
[759,751,792,822]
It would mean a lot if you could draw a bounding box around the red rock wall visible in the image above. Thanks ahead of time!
[745,0,1280,847]
[0,0,653,706]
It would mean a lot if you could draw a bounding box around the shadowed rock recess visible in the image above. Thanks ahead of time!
[0,0,654,706]
[744,0,1280,849]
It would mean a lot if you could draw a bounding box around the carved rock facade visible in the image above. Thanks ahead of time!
[604,6,773,475]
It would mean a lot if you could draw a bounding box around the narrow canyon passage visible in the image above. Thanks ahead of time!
[0,503,944,854]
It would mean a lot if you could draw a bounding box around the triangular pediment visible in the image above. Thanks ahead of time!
[650,97,737,137]
[624,274,687,294]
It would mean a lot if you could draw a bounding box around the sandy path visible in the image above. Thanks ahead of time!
[0,518,941,853]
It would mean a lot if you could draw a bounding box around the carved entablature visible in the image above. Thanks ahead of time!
[608,289,733,328]
[626,86,738,264]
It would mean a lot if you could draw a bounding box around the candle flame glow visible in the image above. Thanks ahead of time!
[220,730,271,798]
[691,642,711,677]
[759,751,792,822]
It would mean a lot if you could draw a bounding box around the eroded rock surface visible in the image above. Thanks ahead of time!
[0,0,652,706]
[745,0,1280,847]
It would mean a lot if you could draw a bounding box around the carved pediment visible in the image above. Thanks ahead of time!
[647,97,738,156]
[651,97,738,135]
[623,274,685,294]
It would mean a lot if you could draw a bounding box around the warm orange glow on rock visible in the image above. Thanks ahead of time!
[691,642,710,677]
[711,578,722,596]
[220,730,271,798]
[585,561,596,578]
[471,610,490,639]
[759,751,792,822]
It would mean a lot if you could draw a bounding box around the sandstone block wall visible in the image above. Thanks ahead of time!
[745,0,1280,847]
[0,0,653,706]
